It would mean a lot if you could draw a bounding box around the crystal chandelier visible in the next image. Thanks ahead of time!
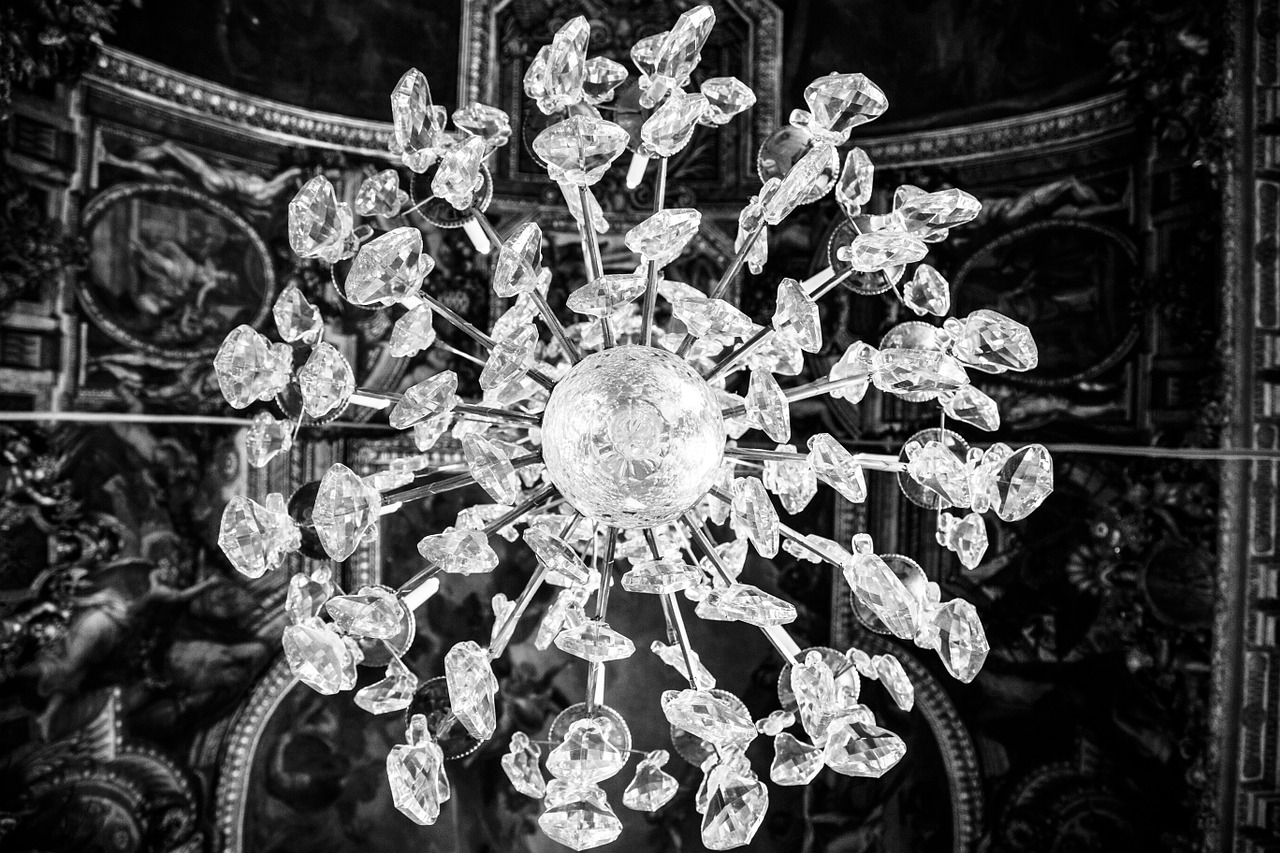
[214,7,1052,850]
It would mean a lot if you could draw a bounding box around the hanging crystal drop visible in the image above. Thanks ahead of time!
[391,68,447,172]
[312,462,382,561]
[903,264,951,317]
[835,147,874,218]
[432,136,488,211]
[462,434,521,504]
[285,566,336,624]
[583,56,628,105]
[701,755,769,851]
[640,91,708,157]
[843,553,920,639]
[288,175,355,262]
[538,784,623,851]
[218,493,300,578]
[390,371,459,429]
[546,716,627,784]
[355,650,418,714]
[941,385,1000,432]
[772,277,821,353]
[444,639,498,740]
[729,476,780,557]
[345,226,434,307]
[282,617,362,695]
[770,733,825,786]
[898,187,982,228]
[791,650,840,741]
[994,444,1054,521]
[418,528,499,574]
[502,731,547,798]
[273,282,323,344]
[523,527,592,585]
[625,209,701,267]
[650,640,717,689]
[453,102,512,152]
[920,598,989,683]
[214,325,292,408]
[387,714,451,825]
[297,342,355,418]
[622,558,703,594]
[661,688,757,750]
[389,302,436,358]
[744,370,791,442]
[947,309,1039,373]
[355,168,408,217]
[807,433,868,504]
[827,341,875,403]
[822,720,906,778]
[532,115,630,186]
[480,324,538,392]
[326,586,408,640]
[245,411,293,468]
[839,231,928,272]
[623,750,678,811]
[672,297,754,339]
[555,621,636,662]
[695,582,797,628]
[799,72,888,143]
[699,76,756,126]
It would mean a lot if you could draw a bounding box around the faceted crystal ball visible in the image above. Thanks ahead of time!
[542,345,724,528]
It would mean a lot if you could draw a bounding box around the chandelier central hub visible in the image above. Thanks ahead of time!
[541,344,725,529]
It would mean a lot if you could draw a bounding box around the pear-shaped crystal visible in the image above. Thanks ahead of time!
[906,439,972,508]
[672,297,754,339]
[534,16,590,115]
[872,653,914,711]
[355,168,408,217]
[389,303,436,358]
[695,582,796,628]
[245,411,293,468]
[801,73,888,142]
[387,716,450,824]
[623,558,702,594]
[273,282,322,344]
[539,786,623,850]
[297,342,355,417]
[843,554,919,639]
[745,370,790,442]
[326,586,407,640]
[418,528,498,574]
[453,102,511,152]
[662,688,757,749]
[942,385,1000,431]
[899,187,982,228]
[920,598,989,682]
[390,371,458,429]
[701,757,768,851]
[840,231,928,271]
[835,147,874,218]
[641,5,716,108]
[492,221,546,297]
[480,325,538,392]
[532,115,629,186]
[432,136,488,211]
[547,716,627,783]
[772,277,821,353]
[872,348,970,398]
[807,433,867,504]
[566,273,646,317]
[285,566,335,624]
[283,617,362,695]
[214,325,292,408]
[827,341,875,403]
[313,462,381,561]
[756,709,796,736]
[823,720,906,777]
[730,476,780,557]
[903,263,950,316]
[641,91,708,157]
[625,209,701,266]
[582,56,628,105]
[502,731,547,797]
[700,76,755,126]
[523,527,591,585]
[355,652,418,714]
[218,494,300,578]
[288,175,355,262]
[938,511,988,569]
[763,444,818,514]
[391,68,446,172]
[345,226,434,307]
[994,444,1054,521]
[651,640,716,689]
[462,434,520,504]
[764,142,838,224]
[770,733,824,785]
[791,650,839,740]
[555,621,635,662]
[622,750,678,811]
[949,309,1038,373]
[412,410,454,451]
[444,639,498,740]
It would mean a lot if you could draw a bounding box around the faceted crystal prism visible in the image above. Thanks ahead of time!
[583,56,628,104]
[672,297,754,339]
[702,757,769,851]
[283,617,362,695]
[444,640,498,740]
[745,370,791,442]
[937,512,988,569]
[827,341,875,403]
[770,733,824,786]
[651,640,716,689]
[298,342,355,417]
[801,73,888,142]
[898,187,982,228]
[772,278,821,352]
[757,710,796,736]
[390,303,436,358]
[994,444,1054,521]
[390,371,459,429]
[968,443,1011,514]
[694,583,796,628]
[625,209,701,267]
[730,476,780,557]
[345,227,434,307]
[791,651,839,740]
[392,68,447,172]
[835,147,874,218]
[624,750,678,811]
[534,16,590,115]
[872,349,970,398]
[523,527,592,585]
[539,786,623,851]
[947,310,1039,373]
[492,222,546,297]
[700,76,756,126]
[873,653,915,711]
[326,587,407,640]
[214,325,292,408]
[412,410,455,454]
[453,102,512,152]
[434,135,488,211]
[764,143,838,224]
[566,274,646,316]
[245,411,293,468]
[919,598,989,682]
[387,716,450,825]
[823,720,906,777]
[941,385,1000,431]
[479,325,538,392]
[547,717,627,784]
[418,528,499,574]
[807,433,868,504]
[640,5,716,107]
[462,434,520,504]
[355,168,409,217]
[502,732,547,797]
[532,115,630,186]
[641,91,708,157]
[285,566,336,624]
[288,175,355,262]
[903,264,951,316]
[355,652,418,714]
[312,462,382,561]
[218,494,299,578]
[905,440,973,508]
[840,231,928,271]
[763,445,818,514]
[661,689,757,750]
[273,282,323,344]
[843,554,919,639]
[555,621,636,662]
[622,559,703,594]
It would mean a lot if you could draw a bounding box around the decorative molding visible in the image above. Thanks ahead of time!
[853,92,1135,169]
[86,47,395,157]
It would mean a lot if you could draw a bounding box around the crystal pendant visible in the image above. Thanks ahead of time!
[651,640,716,689]
[285,566,336,624]
[903,264,950,316]
[214,325,292,408]
[536,586,591,650]
[444,639,498,740]
[453,102,512,152]
[941,385,1000,431]
[840,231,928,271]
[662,688,757,750]
[392,68,447,172]
[389,303,436,358]
[919,598,989,683]
[872,654,914,711]
[640,91,708,157]
[745,370,791,442]
[533,16,590,115]
[827,341,875,403]
[764,142,838,224]
[905,439,972,508]
[355,168,409,217]
[697,537,747,583]
[546,716,627,784]
[807,433,868,503]
[799,73,888,142]
[702,756,769,851]
[566,273,646,316]
[622,750,678,812]
[432,136,488,211]
[872,349,970,398]
[968,443,1011,514]
[791,651,839,740]
[823,720,906,778]
[640,5,716,107]
[738,204,769,275]
[583,56,628,105]
[312,462,382,561]
[756,710,795,736]
[462,434,520,504]
[418,528,499,574]
[502,731,547,797]
[994,444,1054,521]
[218,493,300,578]
[539,784,623,851]
[523,527,592,585]
[390,371,459,429]
[622,558,703,594]
[898,187,982,228]
[730,476,780,557]
[770,733,824,786]
[763,444,818,514]
[555,621,636,662]
[695,582,796,627]
[387,715,451,825]
[245,411,293,468]
[326,587,407,640]
[283,617,362,695]
[345,226,434,307]
[532,115,630,186]
[937,511,988,569]
[672,297,754,339]
[273,282,322,344]
[492,222,547,297]
[843,553,919,639]
[355,650,418,714]
[772,278,821,353]
[561,181,609,234]
[700,76,755,126]
[480,325,538,392]
[946,310,1038,373]
[835,147,873,218]
[288,175,355,262]
[298,342,355,418]
[625,209,701,267]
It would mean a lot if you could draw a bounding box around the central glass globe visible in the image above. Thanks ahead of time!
[541,345,726,529]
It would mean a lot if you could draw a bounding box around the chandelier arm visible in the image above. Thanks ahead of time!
[673,221,766,357]
[467,206,504,250]
[679,513,736,587]
[381,469,480,505]
[719,371,873,418]
[391,452,543,501]
[723,445,904,473]
[528,287,584,363]
[489,508,583,659]
[645,528,702,690]
[577,186,606,281]
[454,403,542,425]
[434,339,488,367]
[600,315,616,348]
[586,527,619,713]
[414,293,496,348]
[639,157,669,347]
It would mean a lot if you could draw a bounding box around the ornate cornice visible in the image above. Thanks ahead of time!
[86,47,395,157]
[853,92,1135,169]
